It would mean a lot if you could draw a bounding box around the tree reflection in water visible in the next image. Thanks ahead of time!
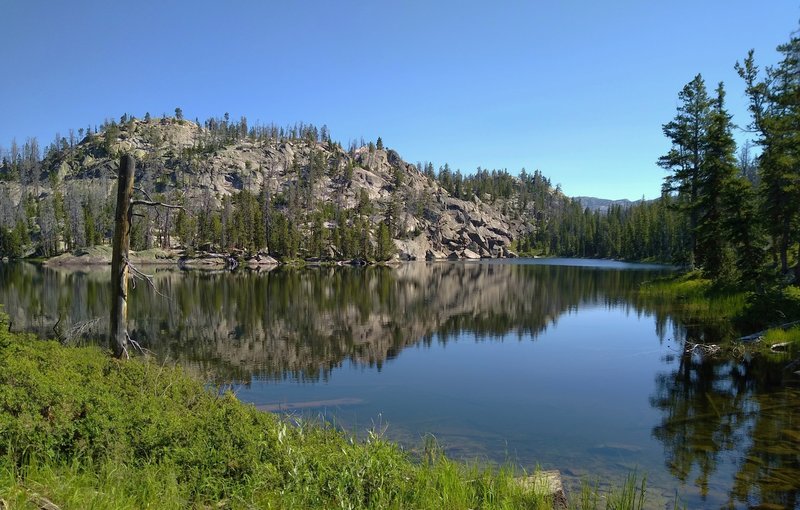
[651,343,799,508]
[0,261,671,382]
[1,260,798,507]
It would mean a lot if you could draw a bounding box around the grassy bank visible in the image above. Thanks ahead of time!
[639,271,800,343]
[0,311,690,509]
[638,271,748,322]
[0,317,558,509]
[762,325,800,347]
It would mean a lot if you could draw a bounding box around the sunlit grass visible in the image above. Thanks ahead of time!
[0,311,690,509]
[638,271,748,322]
[762,325,800,348]
[0,322,555,509]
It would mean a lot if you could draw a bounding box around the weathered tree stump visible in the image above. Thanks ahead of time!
[110,154,135,358]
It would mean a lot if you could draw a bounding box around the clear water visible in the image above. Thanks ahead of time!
[0,259,797,509]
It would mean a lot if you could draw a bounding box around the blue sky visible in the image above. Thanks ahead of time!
[1,1,797,200]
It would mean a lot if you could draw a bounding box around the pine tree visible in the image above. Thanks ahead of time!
[695,83,739,282]
[375,220,395,261]
[737,31,800,278]
[658,74,711,267]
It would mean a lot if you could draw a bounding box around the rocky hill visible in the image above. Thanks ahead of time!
[0,116,562,261]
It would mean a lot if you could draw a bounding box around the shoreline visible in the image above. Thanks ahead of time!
[24,245,520,269]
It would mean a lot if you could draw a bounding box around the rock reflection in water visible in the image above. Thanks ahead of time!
[0,260,670,383]
[2,260,799,508]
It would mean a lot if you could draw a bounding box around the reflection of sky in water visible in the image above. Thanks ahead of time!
[237,306,676,501]
[0,260,797,509]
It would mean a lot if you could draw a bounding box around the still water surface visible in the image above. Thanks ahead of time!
[0,259,797,509]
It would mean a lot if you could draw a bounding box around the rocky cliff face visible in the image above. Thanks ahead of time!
[3,117,554,260]
[0,118,556,260]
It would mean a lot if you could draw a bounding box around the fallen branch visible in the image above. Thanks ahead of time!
[685,341,721,356]
[739,320,800,343]
[770,342,791,352]
[23,490,61,510]
[53,314,101,346]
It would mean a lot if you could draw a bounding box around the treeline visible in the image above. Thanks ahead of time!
[430,164,558,217]
[654,26,799,288]
[167,186,396,262]
[0,176,401,263]
[521,197,690,262]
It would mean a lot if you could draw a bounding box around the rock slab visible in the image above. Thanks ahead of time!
[517,470,568,509]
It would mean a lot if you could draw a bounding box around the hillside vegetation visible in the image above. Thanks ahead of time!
[0,116,563,263]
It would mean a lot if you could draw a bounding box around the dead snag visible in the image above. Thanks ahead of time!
[110,154,136,358]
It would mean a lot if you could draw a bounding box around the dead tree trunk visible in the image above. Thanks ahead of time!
[110,154,135,358]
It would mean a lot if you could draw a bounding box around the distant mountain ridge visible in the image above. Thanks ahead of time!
[573,196,637,213]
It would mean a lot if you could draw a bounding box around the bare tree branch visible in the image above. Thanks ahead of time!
[127,259,170,300]
[130,199,183,209]
[126,331,149,356]
[133,185,154,202]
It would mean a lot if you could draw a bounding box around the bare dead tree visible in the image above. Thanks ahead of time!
[110,154,181,359]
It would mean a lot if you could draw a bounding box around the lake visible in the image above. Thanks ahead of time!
[0,259,798,509]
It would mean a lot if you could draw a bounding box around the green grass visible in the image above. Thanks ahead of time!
[762,325,800,346]
[0,311,684,509]
[638,271,748,322]
[0,318,554,509]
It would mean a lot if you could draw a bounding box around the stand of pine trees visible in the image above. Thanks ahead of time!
[532,26,799,291]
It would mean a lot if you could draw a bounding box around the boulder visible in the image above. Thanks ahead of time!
[426,249,448,260]
[516,470,568,509]
[395,234,435,261]
[467,231,489,252]
[447,251,461,261]
[246,254,279,267]
[462,249,481,260]
[259,255,279,265]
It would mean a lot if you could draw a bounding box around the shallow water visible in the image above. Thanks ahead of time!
[0,259,797,509]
